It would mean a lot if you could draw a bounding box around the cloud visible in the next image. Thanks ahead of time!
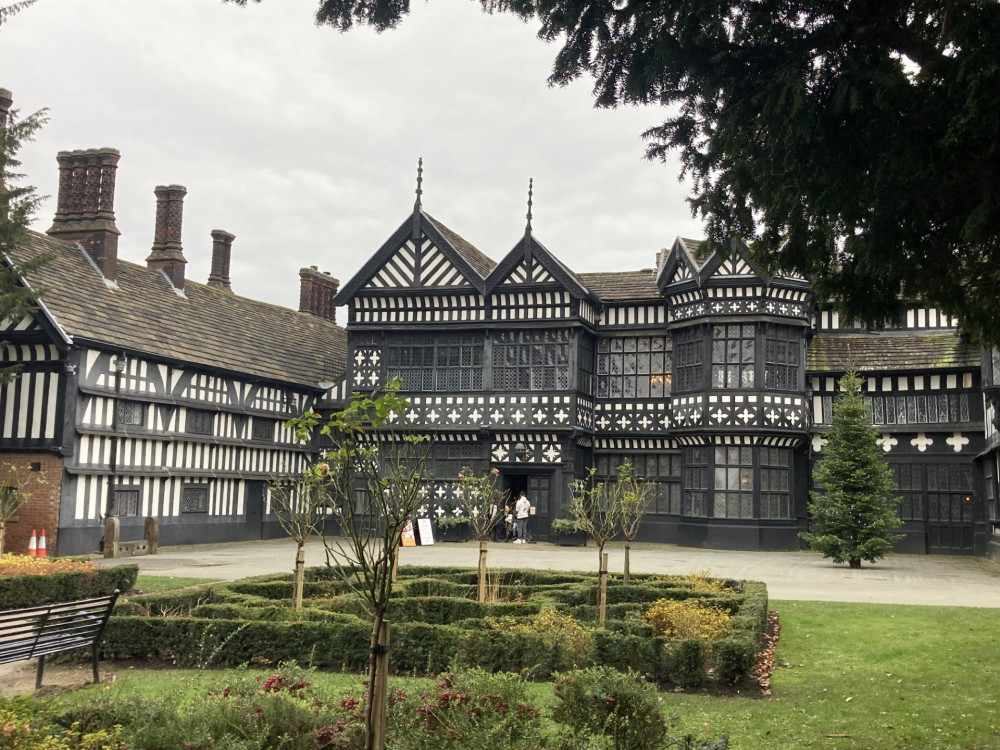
[1,0,702,309]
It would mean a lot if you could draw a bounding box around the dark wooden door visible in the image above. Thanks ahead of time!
[528,474,551,539]
[927,494,975,554]
[245,481,266,540]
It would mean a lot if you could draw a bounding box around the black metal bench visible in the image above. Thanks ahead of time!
[0,591,120,689]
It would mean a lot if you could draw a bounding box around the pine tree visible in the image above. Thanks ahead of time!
[801,372,902,568]
[1,86,49,385]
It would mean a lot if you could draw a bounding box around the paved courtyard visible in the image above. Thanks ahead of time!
[97,537,1000,607]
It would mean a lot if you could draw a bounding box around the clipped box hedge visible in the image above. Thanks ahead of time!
[0,564,138,610]
[103,566,768,687]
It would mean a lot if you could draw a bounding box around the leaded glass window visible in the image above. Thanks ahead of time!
[596,336,672,399]
[862,393,970,426]
[595,452,681,515]
[682,446,710,516]
[763,326,801,390]
[759,447,792,519]
[186,409,214,436]
[109,488,139,516]
[116,400,144,426]
[673,327,703,393]
[926,463,974,522]
[182,485,209,513]
[578,335,595,397]
[493,329,571,391]
[252,418,275,442]
[893,464,925,520]
[387,334,484,392]
[714,446,754,518]
[430,443,487,481]
[711,324,755,388]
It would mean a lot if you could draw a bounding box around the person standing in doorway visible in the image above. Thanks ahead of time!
[514,490,531,543]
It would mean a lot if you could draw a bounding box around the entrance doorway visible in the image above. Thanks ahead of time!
[501,472,550,539]
[244,481,266,540]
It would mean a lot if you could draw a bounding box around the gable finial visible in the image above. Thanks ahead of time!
[526,178,533,233]
[414,157,423,211]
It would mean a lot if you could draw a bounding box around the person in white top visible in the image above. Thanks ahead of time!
[514,491,531,543]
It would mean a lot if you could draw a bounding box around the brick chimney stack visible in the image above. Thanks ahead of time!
[207,229,235,291]
[299,266,339,323]
[46,148,122,281]
[146,185,188,290]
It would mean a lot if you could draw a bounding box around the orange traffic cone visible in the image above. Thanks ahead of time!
[27,530,37,556]
[38,529,47,558]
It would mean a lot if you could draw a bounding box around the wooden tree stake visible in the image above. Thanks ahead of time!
[371,619,390,750]
[293,545,306,610]
[598,551,608,625]
[477,541,488,603]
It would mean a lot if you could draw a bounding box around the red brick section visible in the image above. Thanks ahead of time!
[145,185,188,290]
[1,454,64,556]
[299,266,339,322]
[207,229,236,291]
[46,149,122,282]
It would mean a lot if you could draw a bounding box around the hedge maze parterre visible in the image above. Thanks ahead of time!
[101,566,768,688]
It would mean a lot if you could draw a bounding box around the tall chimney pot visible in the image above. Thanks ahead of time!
[46,148,122,281]
[299,267,339,323]
[146,185,188,290]
[207,229,235,291]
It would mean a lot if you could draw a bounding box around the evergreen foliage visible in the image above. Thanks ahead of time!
[801,372,902,568]
[247,0,1000,345]
[1,85,49,385]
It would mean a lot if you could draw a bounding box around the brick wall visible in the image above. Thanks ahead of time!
[0,453,64,556]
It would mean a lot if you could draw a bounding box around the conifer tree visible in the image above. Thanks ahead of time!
[1,83,49,385]
[801,372,902,568]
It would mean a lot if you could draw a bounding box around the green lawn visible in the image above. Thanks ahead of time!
[67,599,1000,749]
[664,600,1000,749]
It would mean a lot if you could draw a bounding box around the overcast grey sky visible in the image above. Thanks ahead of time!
[2,0,703,310]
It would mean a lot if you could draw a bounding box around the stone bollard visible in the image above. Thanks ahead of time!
[103,517,120,559]
[144,516,159,555]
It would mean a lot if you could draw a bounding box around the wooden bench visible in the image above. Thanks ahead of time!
[0,591,120,689]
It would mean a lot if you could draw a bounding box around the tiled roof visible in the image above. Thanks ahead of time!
[678,237,709,267]
[425,214,496,278]
[12,231,346,388]
[807,333,980,373]
[577,270,660,301]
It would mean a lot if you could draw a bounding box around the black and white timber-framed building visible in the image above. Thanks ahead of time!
[1,100,346,556]
[331,179,994,558]
[2,77,996,559]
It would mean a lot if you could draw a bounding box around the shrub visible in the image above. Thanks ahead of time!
[0,564,138,609]
[1,697,127,749]
[713,634,758,685]
[551,666,669,750]
[644,598,732,641]
[665,639,706,688]
[388,668,543,749]
[482,609,593,670]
